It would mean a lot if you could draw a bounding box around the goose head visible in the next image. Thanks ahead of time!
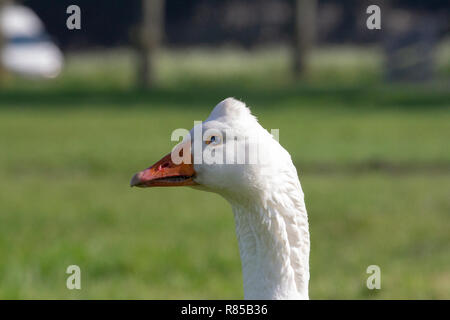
[131,97,282,200]
[130,97,310,300]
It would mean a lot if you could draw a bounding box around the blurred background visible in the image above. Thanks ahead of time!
[0,0,448,299]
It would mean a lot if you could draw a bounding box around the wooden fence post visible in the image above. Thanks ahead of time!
[137,0,165,88]
[0,0,6,84]
[293,0,317,77]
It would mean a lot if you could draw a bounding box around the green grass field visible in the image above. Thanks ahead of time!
[0,46,449,299]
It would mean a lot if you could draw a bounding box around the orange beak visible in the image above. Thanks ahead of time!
[130,152,197,188]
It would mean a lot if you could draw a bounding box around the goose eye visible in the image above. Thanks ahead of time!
[206,135,221,145]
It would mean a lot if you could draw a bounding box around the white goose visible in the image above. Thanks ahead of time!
[131,98,310,300]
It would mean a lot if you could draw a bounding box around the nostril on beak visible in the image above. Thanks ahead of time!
[158,162,170,171]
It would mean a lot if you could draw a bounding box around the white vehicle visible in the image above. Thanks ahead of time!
[0,4,63,78]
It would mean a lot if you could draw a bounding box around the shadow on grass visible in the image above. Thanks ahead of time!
[0,82,449,111]
[298,160,450,175]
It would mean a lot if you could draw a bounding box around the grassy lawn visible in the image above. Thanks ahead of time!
[0,46,449,299]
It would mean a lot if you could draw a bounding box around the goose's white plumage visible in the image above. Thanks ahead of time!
[131,98,310,300]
